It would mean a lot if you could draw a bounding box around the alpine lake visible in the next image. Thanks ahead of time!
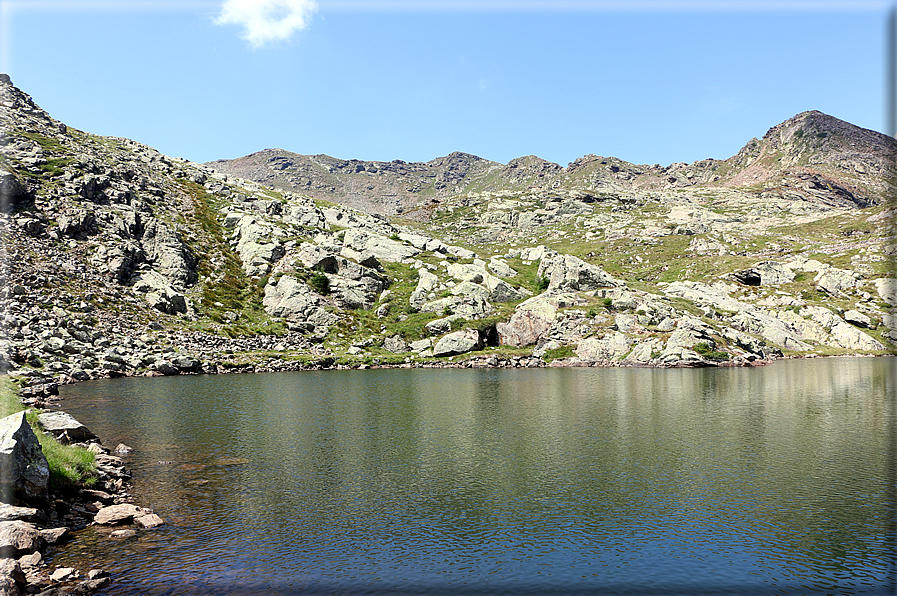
[47,356,896,595]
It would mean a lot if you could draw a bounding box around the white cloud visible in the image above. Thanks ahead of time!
[215,0,317,48]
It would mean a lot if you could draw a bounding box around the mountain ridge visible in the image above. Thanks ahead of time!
[207,109,895,217]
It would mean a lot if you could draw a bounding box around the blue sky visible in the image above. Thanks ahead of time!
[1,1,892,168]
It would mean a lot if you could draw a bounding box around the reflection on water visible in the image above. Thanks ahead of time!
[51,357,896,595]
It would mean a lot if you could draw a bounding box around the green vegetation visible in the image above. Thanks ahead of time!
[542,345,576,363]
[693,342,730,361]
[308,272,330,295]
[0,378,97,492]
[177,180,286,337]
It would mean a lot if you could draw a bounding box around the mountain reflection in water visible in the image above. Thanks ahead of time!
[50,357,896,595]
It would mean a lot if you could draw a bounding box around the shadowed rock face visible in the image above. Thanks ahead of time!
[0,412,49,505]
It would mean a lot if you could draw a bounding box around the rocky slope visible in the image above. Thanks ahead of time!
[0,73,894,403]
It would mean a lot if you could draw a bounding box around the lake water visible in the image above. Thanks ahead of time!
[50,357,896,595]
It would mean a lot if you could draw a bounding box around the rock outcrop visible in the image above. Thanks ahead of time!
[0,413,48,505]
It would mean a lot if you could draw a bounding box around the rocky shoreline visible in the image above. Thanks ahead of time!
[0,388,166,596]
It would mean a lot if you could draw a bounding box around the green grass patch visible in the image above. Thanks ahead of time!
[542,345,576,363]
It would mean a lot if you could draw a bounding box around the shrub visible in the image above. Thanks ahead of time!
[308,272,330,295]
[536,276,550,292]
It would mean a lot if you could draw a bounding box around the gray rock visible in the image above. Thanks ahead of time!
[0,505,40,523]
[425,315,463,335]
[420,295,491,319]
[131,270,190,315]
[94,503,142,526]
[327,276,382,310]
[815,267,860,295]
[0,170,31,212]
[497,292,579,347]
[844,309,872,328]
[263,276,338,327]
[432,329,482,357]
[140,217,197,288]
[50,567,77,581]
[0,521,43,557]
[410,269,439,310]
[830,322,885,351]
[576,332,632,361]
[57,209,97,238]
[36,411,98,444]
[383,335,409,353]
[342,229,419,262]
[0,558,25,596]
[537,250,621,292]
[873,278,896,306]
[734,261,795,285]
[38,527,69,546]
[134,513,164,529]
[409,338,432,352]
[0,412,48,504]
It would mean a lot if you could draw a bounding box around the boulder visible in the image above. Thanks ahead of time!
[410,269,439,310]
[36,411,98,444]
[342,230,419,262]
[383,335,409,354]
[425,315,463,335]
[537,250,621,292]
[432,329,482,357]
[140,218,197,288]
[450,281,491,301]
[0,505,40,523]
[844,310,872,328]
[0,559,25,596]
[263,276,338,326]
[420,295,491,319]
[497,292,579,347]
[0,521,43,557]
[488,257,517,278]
[327,276,382,310]
[576,332,632,361]
[815,267,860,295]
[94,504,142,526]
[481,276,526,303]
[830,322,885,351]
[130,270,190,315]
[873,278,896,306]
[734,261,795,285]
[0,412,48,504]
[134,513,164,529]
[57,209,97,238]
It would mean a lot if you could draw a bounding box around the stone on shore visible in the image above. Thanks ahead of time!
[432,329,482,357]
[94,503,142,526]
[0,412,49,504]
[0,521,44,558]
[134,513,164,529]
[0,559,26,596]
[36,411,98,445]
